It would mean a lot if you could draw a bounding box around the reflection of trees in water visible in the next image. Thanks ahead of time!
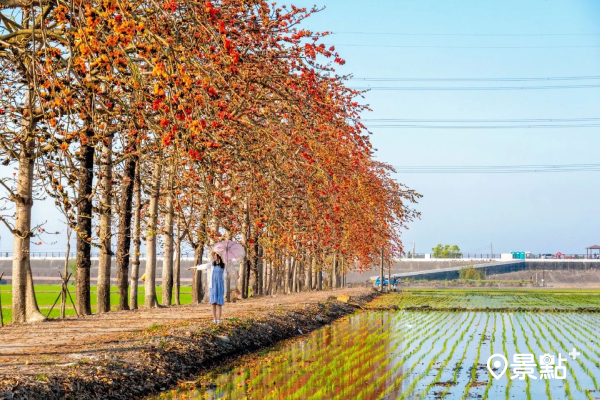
[166,312,440,400]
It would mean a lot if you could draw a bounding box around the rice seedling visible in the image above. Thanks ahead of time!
[523,313,589,400]
[514,315,551,400]
[461,313,491,399]
[481,313,497,400]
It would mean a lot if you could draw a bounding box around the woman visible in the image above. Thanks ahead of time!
[189,252,227,323]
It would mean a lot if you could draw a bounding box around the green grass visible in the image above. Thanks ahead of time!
[0,285,194,323]
[0,284,193,293]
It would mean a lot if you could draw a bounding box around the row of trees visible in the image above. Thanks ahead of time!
[432,244,462,259]
[0,0,420,323]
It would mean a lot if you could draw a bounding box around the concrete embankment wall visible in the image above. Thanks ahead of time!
[344,259,496,283]
[398,260,600,281]
[491,261,600,285]
[2,257,596,285]
[524,261,600,270]
[488,269,600,286]
[393,260,495,272]
[0,258,496,285]
[0,258,199,284]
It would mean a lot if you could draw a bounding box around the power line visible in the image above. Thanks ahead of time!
[333,31,600,37]
[352,76,600,82]
[392,170,600,174]
[391,164,600,174]
[364,117,600,129]
[353,84,600,91]
[367,124,600,129]
[395,163,600,169]
[363,118,600,122]
[328,44,600,49]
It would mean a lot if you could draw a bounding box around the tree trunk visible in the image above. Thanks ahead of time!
[11,137,45,323]
[144,162,161,308]
[248,240,259,297]
[312,257,317,290]
[305,256,312,291]
[173,223,181,306]
[262,260,267,295]
[270,260,275,295]
[249,250,257,297]
[332,253,337,289]
[298,261,303,292]
[161,176,174,306]
[269,261,274,295]
[226,271,231,302]
[192,243,204,304]
[380,247,384,292]
[25,262,42,320]
[255,244,262,296]
[284,256,290,294]
[238,200,249,298]
[388,262,392,292]
[341,258,345,288]
[116,155,136,311]
[61,229,71,318]
[97,138,113,313]
[291,258,297,292]
[264,260,270,295]
[75,134,94,316]
[318,265,323,291]
[129,162,141,309]
[272,256,278,294]
[297,261,302,292]
[243,259,250,298]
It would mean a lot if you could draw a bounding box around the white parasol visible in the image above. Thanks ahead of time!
[212,240,245,264]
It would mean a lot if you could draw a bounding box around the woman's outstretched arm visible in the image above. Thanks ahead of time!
[187,263,209,271]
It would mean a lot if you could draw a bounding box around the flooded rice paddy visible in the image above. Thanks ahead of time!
[369,290,600,310]
[155,306,600,399]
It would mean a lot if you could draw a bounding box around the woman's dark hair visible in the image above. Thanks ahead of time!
[213,253,225,268]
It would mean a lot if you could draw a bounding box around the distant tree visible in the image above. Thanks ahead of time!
[432,244,462,258]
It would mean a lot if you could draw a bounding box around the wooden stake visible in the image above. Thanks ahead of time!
[46,272,79,319]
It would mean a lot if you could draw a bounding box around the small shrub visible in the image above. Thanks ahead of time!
[458,266,485,280]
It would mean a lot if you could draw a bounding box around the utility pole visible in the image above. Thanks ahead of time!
[412,239,416,259]
[380,247,384,292]
[542,268,545,288]
[491,243,493,259]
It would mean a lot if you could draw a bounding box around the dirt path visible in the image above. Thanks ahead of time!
[0,287,378,400]
[0,288,371,370]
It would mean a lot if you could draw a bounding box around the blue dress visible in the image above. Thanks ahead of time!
[210,263,225,305]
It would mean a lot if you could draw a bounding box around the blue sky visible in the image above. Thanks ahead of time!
[1,0,599,255]
[294,0,600,254]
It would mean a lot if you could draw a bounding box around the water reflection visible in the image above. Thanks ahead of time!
[156,312,408,400]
